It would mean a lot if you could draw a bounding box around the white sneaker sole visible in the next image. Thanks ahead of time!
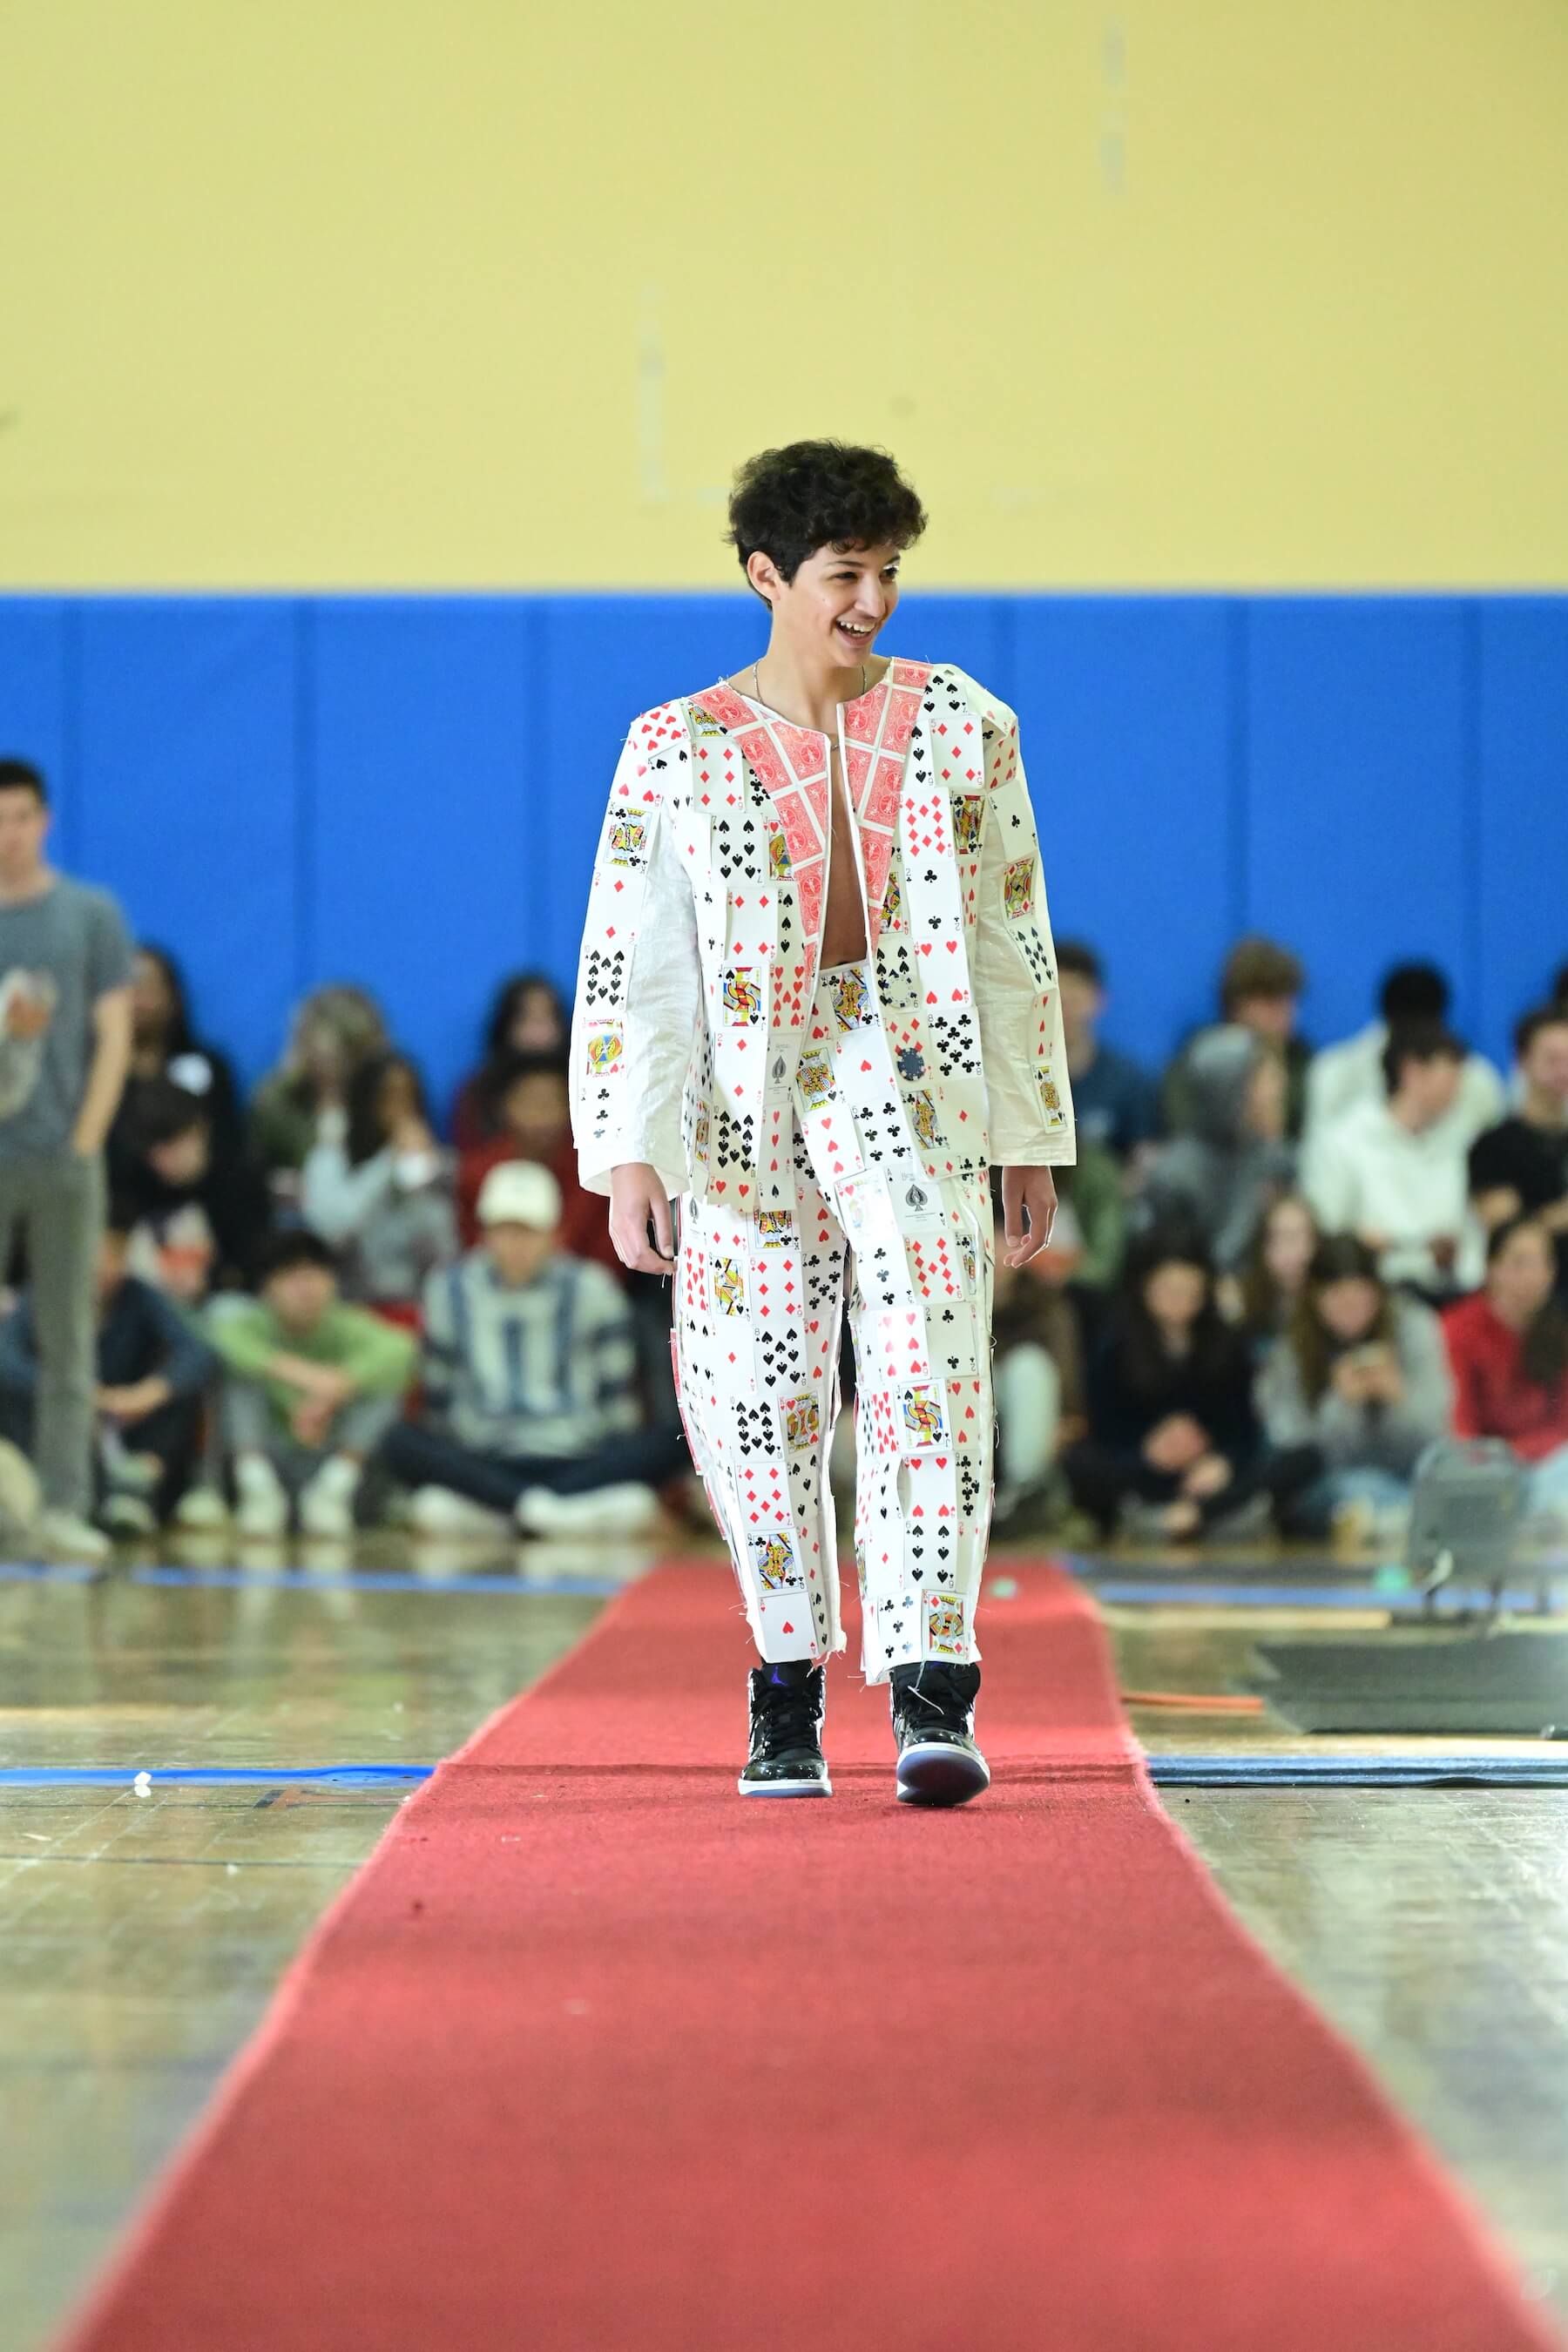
[736,1773,834,1797]
[896,1741,990,1807]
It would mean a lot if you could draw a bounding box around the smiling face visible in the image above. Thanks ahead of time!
[748,539,903,672]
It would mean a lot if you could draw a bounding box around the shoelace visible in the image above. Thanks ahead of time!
[754,1675,822,1754]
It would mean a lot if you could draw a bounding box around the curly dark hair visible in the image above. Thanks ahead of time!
[725,440,928,607]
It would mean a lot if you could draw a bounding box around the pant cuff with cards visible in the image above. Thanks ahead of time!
[671,956,996,1686]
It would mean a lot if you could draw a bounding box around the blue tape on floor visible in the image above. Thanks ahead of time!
[127,1565,626,1598]
[1082,1579,1561,1612]
[0,1764,436,1788]
[7,1756,1564,1792]
[0,1560,105,1585]
[1147,1754,1568,1787]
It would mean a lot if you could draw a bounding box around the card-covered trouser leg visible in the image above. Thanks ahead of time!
[794,956,997,1686]
[671,1156,849,1666]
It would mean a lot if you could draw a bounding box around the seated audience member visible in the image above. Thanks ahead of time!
[0,1208,219,1535]
[1220,1192,1321,1355]
[1055,941,1160,1179]
[449,970,571,1151]
[1162,936,1313,1143]
[207,1228,416,1538]
[1301,1021,1485,1302]
[118,1077,273,1305]
[990,1237,1088,1538]
[456,1047,617,1273]
[108,943,246,1190]
[1443,1214,1568,1537]
[301,1050,456,1311]
[1468,1005,1568,1295]
[1304,960,1504,1148]
[247,984,390,1205]
[1256,1234,1452,1547]
[1063,1226,1319,1544]
[1140,1025,1295,1272]
[380,1160,687,1538]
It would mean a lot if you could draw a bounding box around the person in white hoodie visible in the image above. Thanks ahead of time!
[1301,1020,1486,1301]
[1304,962,1504,1148]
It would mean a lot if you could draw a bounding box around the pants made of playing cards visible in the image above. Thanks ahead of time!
[672,955,996,1684]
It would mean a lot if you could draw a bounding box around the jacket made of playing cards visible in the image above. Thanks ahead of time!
[568,658,1077,1210]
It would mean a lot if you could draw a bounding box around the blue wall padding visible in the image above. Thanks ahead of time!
[0,591,1562,1121]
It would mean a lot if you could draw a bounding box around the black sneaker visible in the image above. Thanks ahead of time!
[738,1660,832,1797]
[889,1660,990,1807]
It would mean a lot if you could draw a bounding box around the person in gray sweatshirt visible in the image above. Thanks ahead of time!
[1256,1232,1454,1543]
[1141,1023,1297,1274]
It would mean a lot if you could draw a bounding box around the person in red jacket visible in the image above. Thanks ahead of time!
[1442,1213,1568,1533]
[456,1050,617,1274]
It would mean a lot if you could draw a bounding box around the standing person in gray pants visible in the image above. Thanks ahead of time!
[0,759,134,1563]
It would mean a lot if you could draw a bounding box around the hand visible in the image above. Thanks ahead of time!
[1180,1452,1233,1500]
[1331,1355,1372,1405]
[1359,1346,1404,1405]
[609,1162,676,1275]
[290,1395,336,1449]
[1143,1415,1207,1473]
[1000,1166,1058,1267]
[389,1114,436,1156]
[98,1377,172,1422]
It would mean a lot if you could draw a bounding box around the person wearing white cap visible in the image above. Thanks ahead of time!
[378,1155,688,1538]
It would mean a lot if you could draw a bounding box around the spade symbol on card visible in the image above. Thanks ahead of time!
[904,1182,929,1213]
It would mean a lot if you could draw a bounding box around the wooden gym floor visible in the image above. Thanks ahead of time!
[2,1526,1565,2349]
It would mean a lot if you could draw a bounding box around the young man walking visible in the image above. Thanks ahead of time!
[0,759,134,1561]
[569,440,1076,1806]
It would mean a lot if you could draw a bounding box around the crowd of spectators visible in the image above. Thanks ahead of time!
[4,869,1567,1557]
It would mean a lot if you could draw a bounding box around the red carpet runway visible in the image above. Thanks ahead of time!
[60,1559,1559,2350]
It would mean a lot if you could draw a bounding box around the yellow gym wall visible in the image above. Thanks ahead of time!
[2,0,1565,590]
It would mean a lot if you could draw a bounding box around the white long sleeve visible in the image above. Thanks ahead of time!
[570,715,704,1201]
[969,702,1077,1167]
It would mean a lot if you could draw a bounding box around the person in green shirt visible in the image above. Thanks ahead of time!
[207,1227,416,1539]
